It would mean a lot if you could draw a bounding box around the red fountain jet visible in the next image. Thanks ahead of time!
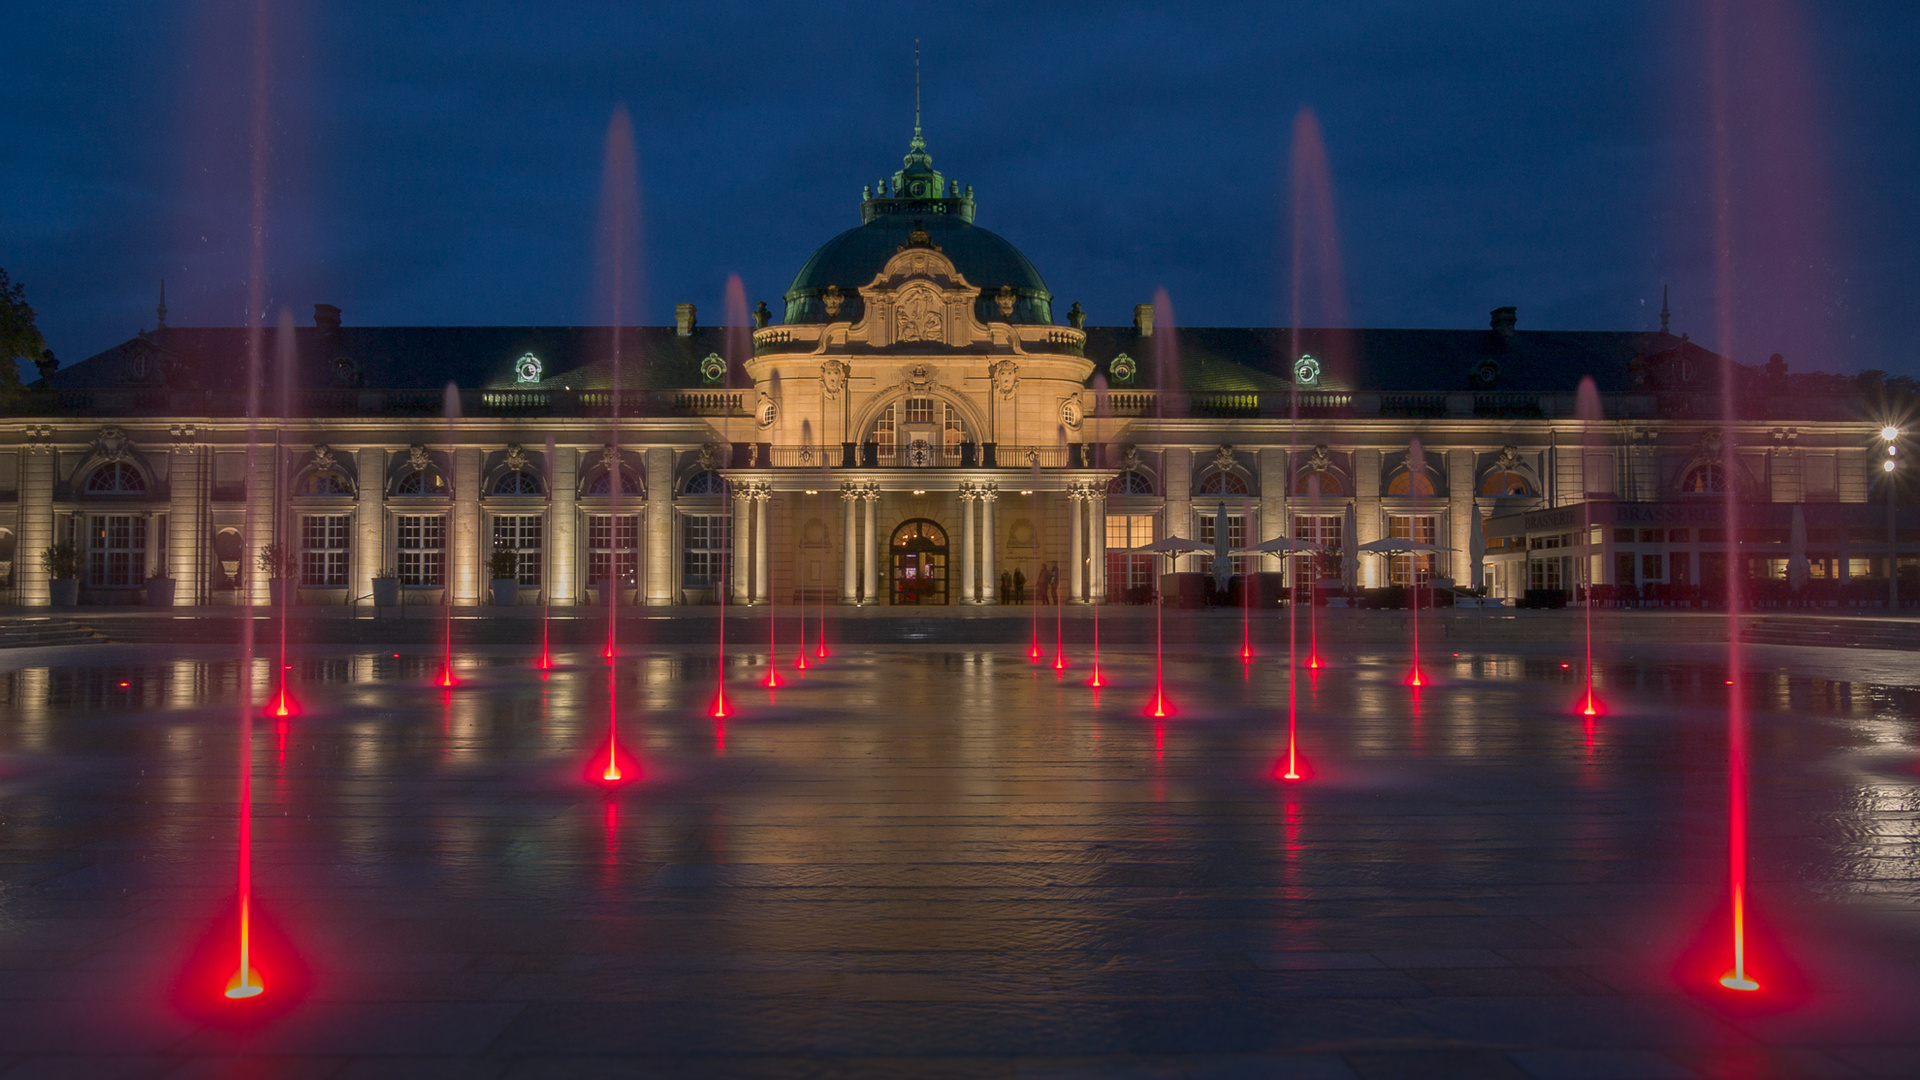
[1235,535,1323,781]
[1356,536,1447,688]
[1128,536,1209,717]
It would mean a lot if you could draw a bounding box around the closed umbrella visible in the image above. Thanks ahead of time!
[1788,504,1809,594]
[1341,502,1358,591]
[1468,509,1487,594]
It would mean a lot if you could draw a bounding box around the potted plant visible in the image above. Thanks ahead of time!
[41,541,79,607]
[146,566,175,607]
[371,567,401,609]
[489,547,520,607]
[257,543,296,606]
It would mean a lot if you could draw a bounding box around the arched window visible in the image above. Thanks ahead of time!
[1480,469,1533,497]
[299,470,354,496]
[587,470,641,496]
[1294,471,1345,497]
[1108,471,1155,496]
[683,470,726,495]
[395,469,446,496]
[1386,470,1437,497]
[85,462,146,494]
[1682,462,1726,494]
[492,470,541,495]
[1197,471,1249,496]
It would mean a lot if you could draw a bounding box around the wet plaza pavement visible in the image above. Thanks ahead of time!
[1,635,1919,1079]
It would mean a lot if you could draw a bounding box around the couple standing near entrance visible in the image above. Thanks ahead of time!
[999,563,1059,605]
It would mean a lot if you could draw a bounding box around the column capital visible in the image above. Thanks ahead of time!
[840,481,861,501]
[978,482,999,503]
[1067,480,1096,502]
[858,481,882,502]
[749,481,775,502]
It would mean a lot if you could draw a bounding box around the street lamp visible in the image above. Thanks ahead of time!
[1879,426,1902,609]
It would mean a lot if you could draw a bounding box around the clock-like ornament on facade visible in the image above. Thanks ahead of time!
[701,352,727,385]
[515,352,543,383]
[1293,353,1320,387]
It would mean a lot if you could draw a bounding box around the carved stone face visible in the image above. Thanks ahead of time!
[995,285,1016,318]
[991,360,1020,398]
[820,360,847,397]
[822,285,844,318]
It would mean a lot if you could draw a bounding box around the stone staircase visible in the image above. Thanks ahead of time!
[0,618,106,649]
[1743,615,1920,651]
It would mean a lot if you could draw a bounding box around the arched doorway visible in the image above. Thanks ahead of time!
[890,518,948,605]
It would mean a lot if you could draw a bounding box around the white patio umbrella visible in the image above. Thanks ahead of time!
[1788,504,1810,593]
[1231,537,1325,554]
[1355,537,1450,587]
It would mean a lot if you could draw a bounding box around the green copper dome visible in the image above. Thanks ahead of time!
[784,130,1053,327]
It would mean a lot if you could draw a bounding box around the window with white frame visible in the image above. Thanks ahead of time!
[873,404,897,464]
[682,514,731,588]
[87,515,146,586]
[1293,514,1343,586]
[1197,512,1248,576]
[587,515,639,588]
[1104,514,1155,598]
[1387,514,1437,586]
[943,404,966,461]
[491,515,542,586]
[300,514,350,587]
[397,515,446,587]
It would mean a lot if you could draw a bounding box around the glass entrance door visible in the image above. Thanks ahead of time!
[889,518,949,605]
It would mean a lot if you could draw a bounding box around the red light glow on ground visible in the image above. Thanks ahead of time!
[710,688,732,718]
[1086,663,1105,688]
[1147,685,1174,719]
[762,666,785,689]
[585,740,639,787]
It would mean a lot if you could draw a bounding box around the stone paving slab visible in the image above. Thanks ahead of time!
[1,642,1919,1077]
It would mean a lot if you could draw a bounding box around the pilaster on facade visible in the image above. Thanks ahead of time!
[644,447,675,606]
[840,482,861,604]
[18,427,56,607]
[977,482,999,603]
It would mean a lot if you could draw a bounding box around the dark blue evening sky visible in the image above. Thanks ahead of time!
[4,1,1917,377]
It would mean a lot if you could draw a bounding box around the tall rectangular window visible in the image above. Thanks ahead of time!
[1387,514,1437,586]
[88,515,146,586]
[300,514,351,587]
[1104,514,1155,599]
[1197,513,1248,576]
[942,403,965,462]
[682,514,731,587]
[397,515,446,587]
[874,404,897,465]
[1293,514,1343,586]
[491,515,543,586]
[587,514,639,588]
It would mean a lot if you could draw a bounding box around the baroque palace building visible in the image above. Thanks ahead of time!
[3,125,1912,609]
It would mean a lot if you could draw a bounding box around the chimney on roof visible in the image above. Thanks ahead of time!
[314,304,342,335]
[1133,303,1154,337]
[675,303,697,336]
[1490,306,1517,338]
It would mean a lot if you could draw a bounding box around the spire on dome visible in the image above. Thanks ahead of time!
[155,279,168,331]
[860,44,975,224]
[1659,284,1671,334]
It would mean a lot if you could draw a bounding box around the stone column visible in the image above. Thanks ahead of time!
[1092,490,1108,602]
[753,483,771,605]
[354,447,384,605]
[247,441,278,607]
[1164,447,1193,572]
[1354,447,1383,587]
[980,484,998,602]
[549,446,578,605]
[18,427,55,607]
[960,484,975,599]
[841,483,858,603]
[1068,483,1085,602]
[452,447,482,606]
[861,484,880,604]
[1448,449,1476,587]
[644,447,675,605]
[1260,448,1286,575]
[731,482,752,605]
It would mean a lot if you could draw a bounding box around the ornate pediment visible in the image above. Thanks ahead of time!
[851,244,986,349]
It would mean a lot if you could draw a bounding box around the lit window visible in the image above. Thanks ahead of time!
[300,515,350,587]
[492,515,542,586]
[300,470,354,496]
[87,515,146,585]
[1387,515,1438,586]
[683,514,731,587]
[396,470,445,496]
[397,515,446,586]
[1682,463,1726,494]
[587,515,639,587]
[1197,471,1248,496]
